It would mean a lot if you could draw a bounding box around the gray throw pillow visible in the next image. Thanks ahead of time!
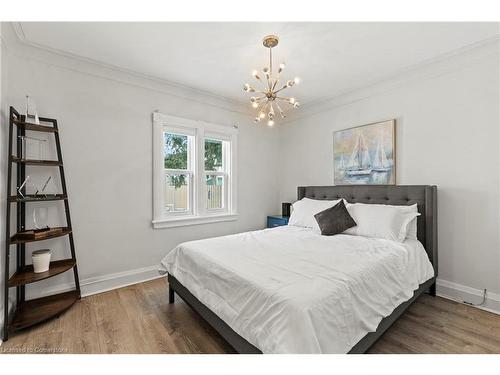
[314,200,357,236]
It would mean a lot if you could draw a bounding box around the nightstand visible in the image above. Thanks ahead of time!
[267,215,289,228]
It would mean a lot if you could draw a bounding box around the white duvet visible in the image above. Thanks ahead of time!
[159,225,434,353]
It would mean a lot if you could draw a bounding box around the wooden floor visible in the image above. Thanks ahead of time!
[1,278,500,354]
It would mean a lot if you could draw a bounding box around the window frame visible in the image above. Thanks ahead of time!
[152,112,238,228]
[204,134,230,214]
[162,128,195,217]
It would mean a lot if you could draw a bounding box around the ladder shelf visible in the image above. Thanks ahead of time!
[2,107,81,341]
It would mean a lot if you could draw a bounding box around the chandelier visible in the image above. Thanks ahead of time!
[243,35,300,126]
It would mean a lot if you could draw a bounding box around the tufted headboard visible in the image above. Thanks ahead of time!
[297,185,438,275]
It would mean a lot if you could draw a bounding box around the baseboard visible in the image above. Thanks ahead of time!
[436,278,500,315]
[82,265,165,297]
[26,264,164,299]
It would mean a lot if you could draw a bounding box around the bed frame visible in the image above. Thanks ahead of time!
[168,185,438,354]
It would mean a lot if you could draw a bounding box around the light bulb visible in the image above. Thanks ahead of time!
[293,101,300,108]
[294,77,301,84]
[243,83,255,92]
[250,96,257,103]
[252,102,259,108]
[268,120,274,127]
[286,80,295,87]
[259,112,266,119]
[289,97,296,104]
[279,63,286,70]
[252,70,259,77]
[254,117,261,123]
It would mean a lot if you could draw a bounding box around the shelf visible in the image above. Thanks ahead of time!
[4,107,80,341]
[10,227,72,244]
[10,156,63,166]
[8,259,76,287]
[12,119,58,133]
[9,194,67,203]
[11,290,79,331]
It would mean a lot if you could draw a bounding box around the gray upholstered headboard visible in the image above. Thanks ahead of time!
[297,185,438,275]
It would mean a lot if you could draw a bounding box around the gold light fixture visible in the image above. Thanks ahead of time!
[243,35,300,127]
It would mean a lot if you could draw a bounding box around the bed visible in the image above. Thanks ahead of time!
[160,185,438,353]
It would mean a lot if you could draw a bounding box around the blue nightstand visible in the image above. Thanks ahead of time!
[267,215,289,228]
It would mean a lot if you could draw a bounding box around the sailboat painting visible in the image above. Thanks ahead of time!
[333,119,395,185]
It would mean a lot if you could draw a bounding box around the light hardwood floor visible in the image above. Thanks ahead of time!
[1,278,499,354]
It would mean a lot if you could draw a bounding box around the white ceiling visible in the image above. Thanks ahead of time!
[17,22,500,105]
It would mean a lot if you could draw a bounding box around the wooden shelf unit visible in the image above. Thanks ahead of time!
[10,227,72,244]
[10,156,63,166]
[3,107,81,341]
[12,119,58,133]
[8,259,76,287]
[9,194,68,203]
[10,291,79,331]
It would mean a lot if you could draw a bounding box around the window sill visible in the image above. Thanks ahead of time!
[152,213,239,229]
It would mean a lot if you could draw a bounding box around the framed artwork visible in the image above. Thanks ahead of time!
[333,119,396,185]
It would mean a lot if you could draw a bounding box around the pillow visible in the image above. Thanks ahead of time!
[405,205,419,240]
[288,197,342,231]
[343,202,420,242]
[314,200,357,236]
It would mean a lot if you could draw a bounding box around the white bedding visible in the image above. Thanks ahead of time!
[159,225,434,353]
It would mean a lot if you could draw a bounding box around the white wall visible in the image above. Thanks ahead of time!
[0,23,281,301]
[279,39,500,311]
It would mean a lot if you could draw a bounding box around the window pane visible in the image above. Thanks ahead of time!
[164,133,188,169]
[206,174,224,209]
[165,174,189,212]
[205,139,223,172]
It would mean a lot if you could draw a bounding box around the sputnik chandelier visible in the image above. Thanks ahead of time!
[243,35,300,126]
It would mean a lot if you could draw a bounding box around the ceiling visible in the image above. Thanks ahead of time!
[16,22,500,105]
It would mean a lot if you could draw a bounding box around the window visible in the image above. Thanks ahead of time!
[153,112,238,228]
[164,132,193,215]
[205,138,227,211]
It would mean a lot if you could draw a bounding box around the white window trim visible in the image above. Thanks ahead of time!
[152,112,238,229]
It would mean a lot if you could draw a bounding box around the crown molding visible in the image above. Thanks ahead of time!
[286,34,500,123]
[6,22,252,117]
[11,21,25,41]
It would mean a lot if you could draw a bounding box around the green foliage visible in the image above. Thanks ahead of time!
[164,134,223,189]
[205,140,222,172]
[164,134,188,169]
[164,134,187,189]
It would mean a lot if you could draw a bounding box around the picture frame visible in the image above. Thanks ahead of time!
[333,119,396,185]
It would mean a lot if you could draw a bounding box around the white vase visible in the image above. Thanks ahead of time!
[32,249,51,273]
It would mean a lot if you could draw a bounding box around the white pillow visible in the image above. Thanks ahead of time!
[406,216,418,240]
[396,203,419,240]
[288,197,342,231]
[343,203,420,242]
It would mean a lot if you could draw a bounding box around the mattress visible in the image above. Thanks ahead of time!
[159,225,434,353]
